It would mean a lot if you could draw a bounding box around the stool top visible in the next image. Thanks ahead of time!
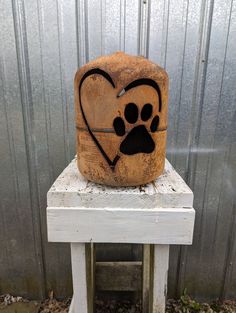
[47,157,193,209]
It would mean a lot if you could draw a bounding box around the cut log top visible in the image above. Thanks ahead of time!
[47,157,193,209]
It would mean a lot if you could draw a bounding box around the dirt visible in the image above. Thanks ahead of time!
[0,295,39,313]
[38,298,70,313]
[1,294,236,313]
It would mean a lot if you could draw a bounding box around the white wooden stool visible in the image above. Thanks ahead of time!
[47,157,195,313]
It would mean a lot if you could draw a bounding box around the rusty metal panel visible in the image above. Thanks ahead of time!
[0,0,236,300]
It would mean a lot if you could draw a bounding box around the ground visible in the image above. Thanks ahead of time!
[1,294,236,313]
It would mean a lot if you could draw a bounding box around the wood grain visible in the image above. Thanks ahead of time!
[74,52,169,186]
[47,207,195,244]
[47,157,194,209]
[152,245,169,313]
[71,244,88,313]
[96,261,142,291]
[142,244,152,313]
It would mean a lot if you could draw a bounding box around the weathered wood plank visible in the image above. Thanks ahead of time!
[70,261,142,295]
[71,244,88,313]
[86,243,95,313]
[152,245,169,313]
[47,207,195,244]
[71,260,178,294]
[69,296,74,313]
[142,245,152,313]
[47,158,193,209]
[96,261,142,291]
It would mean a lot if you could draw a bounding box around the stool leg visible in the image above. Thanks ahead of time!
[152,245,169,313]
[85,243,95,313]
[142,244,151,313]
[71,243,88,313]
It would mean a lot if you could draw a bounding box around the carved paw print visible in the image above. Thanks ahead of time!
[113,103,159,155]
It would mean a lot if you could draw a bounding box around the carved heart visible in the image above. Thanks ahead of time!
[79,69,120,169]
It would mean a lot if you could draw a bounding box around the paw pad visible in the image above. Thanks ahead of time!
[113,103,159,155]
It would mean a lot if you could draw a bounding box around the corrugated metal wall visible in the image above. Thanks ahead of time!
[0,0,235,301]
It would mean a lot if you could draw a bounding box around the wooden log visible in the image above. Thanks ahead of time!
[74,51,169,186]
